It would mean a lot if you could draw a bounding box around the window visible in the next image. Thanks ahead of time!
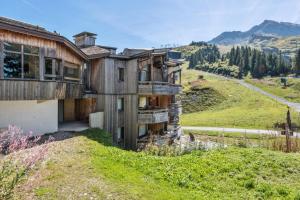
[3,42,39,79]
[24,54,39,79]
[138,96,147,109]
[4,52,22,78]
[138,125,147,137]
[117,127,124,141]
[118,68,124,81]
[117,98,124,111]
[44,58,61,80]
[45,58,53,75]
[64,62,80,81]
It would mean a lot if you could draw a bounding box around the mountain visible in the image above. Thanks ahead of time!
[209,20,300,45]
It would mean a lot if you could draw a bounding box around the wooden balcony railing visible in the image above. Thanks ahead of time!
[138,108,169,124]
[138,81,182,95]
[0,79,84,100]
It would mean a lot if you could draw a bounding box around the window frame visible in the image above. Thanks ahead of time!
[117,97,124,112]
[3,42,40,80]
[138,124,148,138]
[64,61,81,82]
[118,67,124,82]
[44,57,62,80]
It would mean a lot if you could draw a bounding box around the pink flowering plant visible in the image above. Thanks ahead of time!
[0,125,54,199]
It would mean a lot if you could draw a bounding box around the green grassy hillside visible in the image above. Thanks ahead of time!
[180,63,300,129]
[246,77,300,103]
[14,129,300,199]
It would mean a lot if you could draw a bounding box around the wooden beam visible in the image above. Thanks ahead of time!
[52,58,56,80]
[60,60,65,81]
[0,41,4,79]
[39,47,45,80]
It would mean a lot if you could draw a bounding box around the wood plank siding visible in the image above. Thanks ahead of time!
[0,79,83,100]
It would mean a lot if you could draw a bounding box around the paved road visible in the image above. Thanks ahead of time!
[236,79,300,112]
[201,70,300,112]
[182,126,300,137]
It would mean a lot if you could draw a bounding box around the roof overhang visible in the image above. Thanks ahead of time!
[0,21,88,60]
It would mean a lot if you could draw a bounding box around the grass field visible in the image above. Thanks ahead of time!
[13,129,300,199]
[245,77,300,103]
[180,63,300,129]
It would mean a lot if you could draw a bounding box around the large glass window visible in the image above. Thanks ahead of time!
[24,54,39,79]
[64,62,80,81]
[4,52,22,78]
[3,42,39,79]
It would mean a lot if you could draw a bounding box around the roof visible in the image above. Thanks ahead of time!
[81,46,111,59]
[97,45,117,50]
[0,16,88,60]
[122,48,153,56]
[73,31,97,38]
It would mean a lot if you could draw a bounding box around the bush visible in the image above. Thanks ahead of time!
[0,125,53,199]
[196,62,240,78]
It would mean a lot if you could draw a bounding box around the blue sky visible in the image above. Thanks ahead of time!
[2,0,300,50]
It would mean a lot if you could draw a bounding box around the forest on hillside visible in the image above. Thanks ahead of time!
[188,42,300,79]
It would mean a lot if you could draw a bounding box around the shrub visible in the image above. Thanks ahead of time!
[0,125,53,199]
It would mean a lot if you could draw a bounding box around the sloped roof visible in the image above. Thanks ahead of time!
[73,31,97,38]
[81,46,111,59]
[0,16,88,60]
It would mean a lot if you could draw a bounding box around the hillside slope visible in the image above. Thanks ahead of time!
[180,63,300,129]
[13,129,300,199]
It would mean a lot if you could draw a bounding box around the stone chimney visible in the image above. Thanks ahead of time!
[73,32,97,48]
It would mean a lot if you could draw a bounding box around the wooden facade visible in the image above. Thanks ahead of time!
[88,49,182,150]
[0,27,86,100]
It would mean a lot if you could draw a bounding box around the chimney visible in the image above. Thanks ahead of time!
[73,32,97,48]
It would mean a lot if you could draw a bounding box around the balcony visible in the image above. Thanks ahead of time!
[0,79,84,100]
[138,108,169,124]
[138,81,182,95]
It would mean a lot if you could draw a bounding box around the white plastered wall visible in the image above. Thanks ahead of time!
[0,100,58,135]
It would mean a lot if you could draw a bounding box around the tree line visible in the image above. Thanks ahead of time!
[226,46,292,78]
[188,42,300,78]
[188,44,220,69]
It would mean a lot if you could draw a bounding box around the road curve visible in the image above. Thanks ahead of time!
[236,80,300,112]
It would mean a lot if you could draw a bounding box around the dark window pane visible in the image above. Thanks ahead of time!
[45,58,53,75]
[24,55,39,79]
[24,45,39,55]
[64,63,80,79]
[4,42,21,52]
[4,52,22,78]
[118,68,124,81]
[55,60,61,75]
